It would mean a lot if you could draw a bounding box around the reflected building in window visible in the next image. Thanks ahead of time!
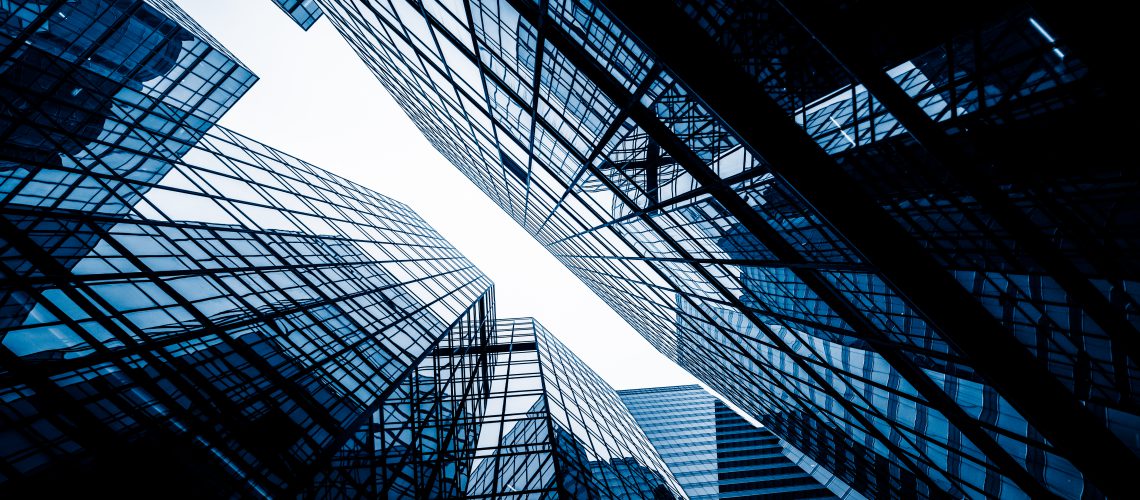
[292,0,1140,497]
[1,0,257,329]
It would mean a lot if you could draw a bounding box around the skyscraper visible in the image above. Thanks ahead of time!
[466,318,684,499]
[1,2,487,494]
[302,317,689,499]
[619,385,843,500]
[0,110,493,494]
[2,4,687,497]
[293,0,1139,497]
[270,0,323,30]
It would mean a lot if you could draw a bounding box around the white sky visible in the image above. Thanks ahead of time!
[173,0,698,390]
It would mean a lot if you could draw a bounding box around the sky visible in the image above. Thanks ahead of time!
[172,0,699,390]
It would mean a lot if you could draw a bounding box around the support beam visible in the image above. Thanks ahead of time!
[501,2,960,494]
[776,0,1140,401]
[432,341,536,357]
[501,0,1053,496]
[597,1,1138,497]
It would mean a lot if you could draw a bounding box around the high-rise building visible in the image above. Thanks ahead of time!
[465,318,684,499]
[0,2,488,495]
[293,0,1139,497]
[619,385,843,500]
[270,0,322,30]
[302,316,689,499]
[2,4,687,498]
[0,111,493,495]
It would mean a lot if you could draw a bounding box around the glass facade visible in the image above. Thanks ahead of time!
[2,4,688,497]
[303,315,689,499]
[1,4,497,493]
[306,293,496,498]
[466,317,685,499]
[270,0,323,30]
[298,0,1139,497]
[620,386,719,500]
[0,107,494,493]
[620,385,842,500]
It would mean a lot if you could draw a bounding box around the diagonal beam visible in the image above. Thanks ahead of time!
[502,0,1052,496]
[599,1,1137,497]
[777,0,1140,403]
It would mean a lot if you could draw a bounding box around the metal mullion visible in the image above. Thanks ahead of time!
[21,202,485,397]
[94,46,230,194]
[533,66,663,236]
[410,0,549,225]
[768,5,1140,491]
[599,2,1099,496]
[400,308,465,494]
[282,287,494,497]
[0,0,135,154]
[373,0,523,220]
[566,160,957,495]
[556,249,872,273]
[524,318,566,498]
[0,219,278,493]
[81,221,354,449]
[4,150,362,231]
[0,268,457,383]
[420,310,485,495]
[0,0,70,63]
[518,2,1049,495]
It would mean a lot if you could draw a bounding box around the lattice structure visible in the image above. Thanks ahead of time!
[270,0,323,30]
[0,4,492,493]
[298,0,1140,497]
[466,318,684,499]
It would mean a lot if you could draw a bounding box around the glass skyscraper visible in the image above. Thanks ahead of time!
[619,385,843,500]
[465,318,684,499]
[297,316,689,499]
[293,0,1139,497]
[270,0,323,30]
[1,66,492,493]
[1,2,683,498]
[300,316,686,499]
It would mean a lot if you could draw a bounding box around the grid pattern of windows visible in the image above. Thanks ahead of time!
[0,115,492,494]
[467,318,686,499]
[270,0,324,30]
[620,385,839,500]
[0,5,492,490]
[300,0,1139,498]
[307,292,495,498]
[619,386,720,500]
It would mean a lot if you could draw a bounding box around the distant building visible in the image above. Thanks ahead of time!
[620,385,843,499]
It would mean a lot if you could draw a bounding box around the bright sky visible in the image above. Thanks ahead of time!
[173,0,698,390]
